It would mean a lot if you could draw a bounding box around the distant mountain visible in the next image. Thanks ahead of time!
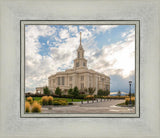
[110,91,128,96]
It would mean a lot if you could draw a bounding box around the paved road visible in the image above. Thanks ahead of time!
[41,99,135,114]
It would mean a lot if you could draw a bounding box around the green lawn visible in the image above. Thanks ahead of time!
[26,97,86,102]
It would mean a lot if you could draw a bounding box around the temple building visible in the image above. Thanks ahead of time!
[36,32,110,95]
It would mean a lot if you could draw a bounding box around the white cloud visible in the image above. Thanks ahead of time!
[68,26,78,34]
[86,29,135,78]
[25,25,56,92]
[94,25,118,34]
[59,29,69,39]
[121,32,127,37]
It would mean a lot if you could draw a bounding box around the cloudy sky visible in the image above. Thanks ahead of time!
[25,24,135,93]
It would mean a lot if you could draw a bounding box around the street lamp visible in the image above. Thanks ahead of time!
[129,81,132,105]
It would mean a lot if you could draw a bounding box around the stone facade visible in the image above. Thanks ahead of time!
[36,32,110,95]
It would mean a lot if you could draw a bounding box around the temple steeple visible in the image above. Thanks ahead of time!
[74,32,87,69]
[77,32,84,58]
[78,32,84,51]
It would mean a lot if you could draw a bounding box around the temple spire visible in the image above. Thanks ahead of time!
[78,32,83,50]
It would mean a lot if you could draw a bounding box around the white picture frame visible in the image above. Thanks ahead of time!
[0,0,160,137]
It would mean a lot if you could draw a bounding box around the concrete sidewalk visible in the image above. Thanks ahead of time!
[41,99,135,114]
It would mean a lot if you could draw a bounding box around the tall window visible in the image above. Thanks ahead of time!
[81,83,84,89]
[58,77,60,85]
[81,76,84,81]
[69,76,72,81]
[53,79,55,83]
[62,77,65,85]
[78,52,80,58]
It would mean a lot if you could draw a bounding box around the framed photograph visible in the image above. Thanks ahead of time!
[0,0,160,138]
[20,20,140,118]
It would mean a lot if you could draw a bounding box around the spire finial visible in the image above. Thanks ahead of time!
[80,32,81,45]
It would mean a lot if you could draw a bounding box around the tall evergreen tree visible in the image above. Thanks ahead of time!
[43,86,51,95]
[55,87,62,96]
[73,86,79,98]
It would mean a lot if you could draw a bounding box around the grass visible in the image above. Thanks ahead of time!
[25,97,86,103]
[116,102,135,107]
[116,103,126,106]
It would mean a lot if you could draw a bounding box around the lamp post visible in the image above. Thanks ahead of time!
[129,81,132,105]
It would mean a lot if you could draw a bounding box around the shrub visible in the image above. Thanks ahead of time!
[125,100,129,105]
[31,102,41,113]
[41,96,48,105]
[75,94,86,99]
[59,100,68,105]
[48,96,53,105]
[85,95,94,100]
[132,100,135,105]
[125,97,135,101]
[125,97,135,105]
[26,96,33,104]
[53,101,61,105]
[25,101,30,113]
[53,99,68,106]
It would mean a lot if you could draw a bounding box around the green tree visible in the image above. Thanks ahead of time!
[55,87,62,96]
[98,89,103,96]
[68,88,73,95]
[88,87,96,95]
[43,86,51,95]
[107,89,110,96]
[117,90,121,97]
[104,89,110,96]
[73,86,79,98]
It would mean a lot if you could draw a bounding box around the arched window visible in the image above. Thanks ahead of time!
[78,52,80,58]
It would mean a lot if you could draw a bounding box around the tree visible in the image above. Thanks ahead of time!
[117,90,121,97]
[105,89,110,96]
[98,89,110,96]
[88,87,96,95]
[43,86,51,95]
[73,86,79,98]
[98,89,103,96]
[68,88,73,95]
[55,87,62,96]
[68,88,73,101]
